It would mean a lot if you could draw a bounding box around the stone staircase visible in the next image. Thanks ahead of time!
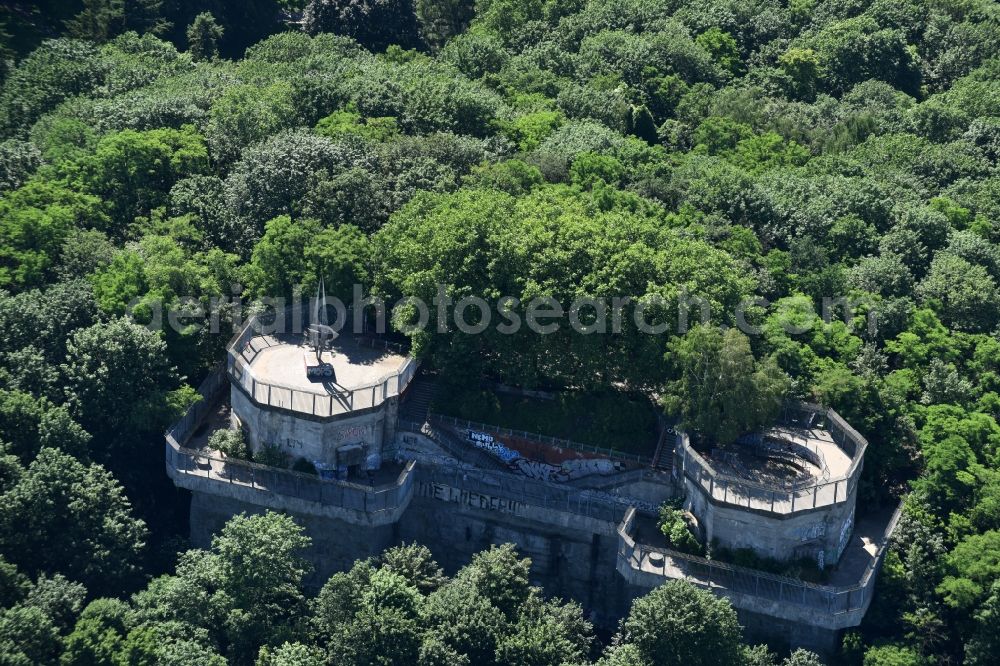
[400,374,438,423]
[650,425,675,473]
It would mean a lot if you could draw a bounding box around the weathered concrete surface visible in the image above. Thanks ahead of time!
[246,334,409,394]
[685,476,858,565]
[398,493,632,625]
[168,456,413,527]
[189,492,398,586]
[231,384,397,466]
[616,576,842,656]
[186,475,635,624]
[176,374,880,659]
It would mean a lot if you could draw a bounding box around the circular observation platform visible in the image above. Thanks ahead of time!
[678,404,866,517]
[703,425,851,491]
[228,330,416,418]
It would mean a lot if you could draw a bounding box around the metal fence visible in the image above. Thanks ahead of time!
[165,367,416,516]
[418,464,635,524]
[167,444,416,516]
[617,504,902,615]
[677,403,867,515]
[226,305,418,419]
[400,419,510,472]
[429,413,652,465]
[165,364,229,450]
[229,356,418,418]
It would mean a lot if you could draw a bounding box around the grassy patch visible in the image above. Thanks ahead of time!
[431,384,659,456]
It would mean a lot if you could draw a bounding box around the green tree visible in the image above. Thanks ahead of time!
[862,644,925,666]
[257,642,326,666]
[77,126,210,237]
[663,325,789,445]
[415,0,474,50]
[917,252,1000,332]
[247,216,319,298]
[618,581,744,666]
[778,48,821,99]
[454,544,531,620]
[496,594,592,666]
[63,317,183,447]
[303,0,421,51]
[206,83,296,166]
[67,0,169,42]
[61,598,131,666]
[422,581,507,665]
[0,178,108,289]
[695,28,741,78]
[938,529,1000,610]
[212,512,312,660]
[186,12,224,61]
[0,389,90,462]
[0,605,63,665]
[0,448,147,597]
[380,543,447,595]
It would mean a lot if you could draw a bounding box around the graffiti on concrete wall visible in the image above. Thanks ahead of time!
[794,522,827,542]
[419,481,522,515]
[334,423,372,442]
[467,430,520,463]
[836,508,854,559]
[512,458,568,482]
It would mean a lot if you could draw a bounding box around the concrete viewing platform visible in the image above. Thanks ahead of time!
[243,333,410,393]
[616,504,901,631]
[229,330,417,418]
[678,405,866,517]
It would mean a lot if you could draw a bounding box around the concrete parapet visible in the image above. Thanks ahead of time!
[615,506,901,631]
[677,404,867,563]
[165,367,415,527]
[166,368,896,655]
[676,404,866,518]
[227,306,417,422]
[166,443,415,526]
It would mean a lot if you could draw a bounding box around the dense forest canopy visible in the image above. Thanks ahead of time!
[1,0,1000,663]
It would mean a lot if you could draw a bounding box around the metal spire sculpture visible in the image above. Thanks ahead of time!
[305,279,338,380]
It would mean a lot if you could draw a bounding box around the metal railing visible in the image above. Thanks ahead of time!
[399,419,659,520]
[617,503,902,616]
[400,419,510,472]
[418,463,639,524]
[167,444,416,516]
[428,413,652,464]
[226,305,419,419]
[230,356,418,418]
[165,364,229,448]
[677,403,867,515]
[355,335,408,355]
[165,366,415,516]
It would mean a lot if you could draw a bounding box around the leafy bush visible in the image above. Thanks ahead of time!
[292,457,318,475]
[254,443,287,468]
[208,429,248,460]
[659,501,702,555]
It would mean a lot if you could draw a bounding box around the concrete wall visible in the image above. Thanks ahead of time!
[685,477,857,566]
[189,492,398,586]
[398,494,632,625]
[184,467,857,658]
[186,479,634,625]
[231,386,394,465]
[737,608,841,657]
[615,577,842,657]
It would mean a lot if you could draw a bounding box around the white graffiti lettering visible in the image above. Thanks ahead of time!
[418,481,522,514]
